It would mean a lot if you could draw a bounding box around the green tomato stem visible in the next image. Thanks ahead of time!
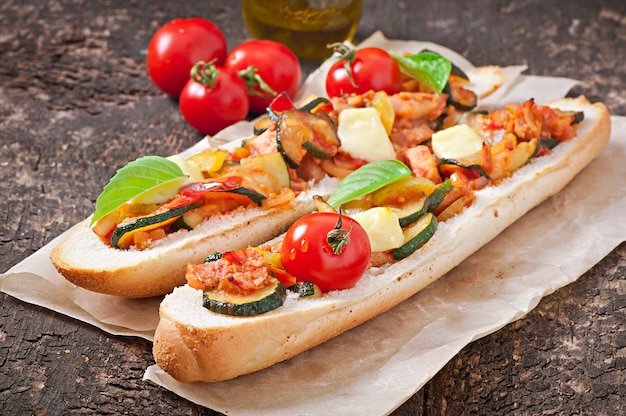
[326,211,352,255]
[190,60,220,88]
[328,42,358,88]
[237,66,277,98]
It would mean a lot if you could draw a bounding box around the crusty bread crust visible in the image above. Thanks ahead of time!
[51,177,339,298]
[152,97,611,382]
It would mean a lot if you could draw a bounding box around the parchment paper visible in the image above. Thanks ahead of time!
[1,31,623,415]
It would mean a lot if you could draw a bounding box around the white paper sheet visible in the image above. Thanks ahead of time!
[1,31,621,415]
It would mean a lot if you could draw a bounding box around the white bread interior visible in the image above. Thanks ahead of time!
[152,97,611,382]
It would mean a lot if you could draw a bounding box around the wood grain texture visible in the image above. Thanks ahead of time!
[1,0,624,414]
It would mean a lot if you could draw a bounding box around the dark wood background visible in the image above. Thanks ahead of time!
[1,0,624,414]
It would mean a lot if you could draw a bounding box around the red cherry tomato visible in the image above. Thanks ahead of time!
[147,18,227,98]
[281,212,371,292]
[179,64,249,135]
[325,47,403,98]
[224,40,302,114]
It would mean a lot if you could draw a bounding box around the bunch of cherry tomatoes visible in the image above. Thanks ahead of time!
[146,17,406,137]
[146,17,302,135]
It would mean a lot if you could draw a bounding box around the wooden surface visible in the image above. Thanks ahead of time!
[1,0,624,414]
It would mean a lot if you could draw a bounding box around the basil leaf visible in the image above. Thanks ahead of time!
[326,160,412,207]
[389,50,452,93]
[91,156,186,225]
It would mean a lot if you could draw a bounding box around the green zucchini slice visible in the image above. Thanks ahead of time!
[395,199,428,228]
[553,109,584,125]
[110,203,200,249]
[532,137,561,157]
[391,212,438,261]
[444,81,478,111]
[394,180,453,227]
[287,281,322,298]
[424,179,453,213]
[276,113,304,168]
[204,252,223,263]
[227,187,266,205]
[439,159,491,179]
[276,109,339,168]
[298,96,331,113]
[252,116,271,136]
[450,62,470,80]
[203,281,287,316]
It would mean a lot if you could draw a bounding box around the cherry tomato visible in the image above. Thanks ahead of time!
[224,40,302,114]
[147,18,227,98]
[325,47,403,98]
[179,63,249,135]
[281,212,371,292]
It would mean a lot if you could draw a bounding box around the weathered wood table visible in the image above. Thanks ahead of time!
[1,0,624,414]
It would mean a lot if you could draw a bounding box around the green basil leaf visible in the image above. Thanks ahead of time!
[326,159,412,207]
[91,156,186,225]
[389,50,452,94]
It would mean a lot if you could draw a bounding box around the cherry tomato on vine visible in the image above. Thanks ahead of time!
[325,46,403,98]
[147,18,227,98]
[179,62,249,135]
[281,212,371,293]
[224,40,302,114]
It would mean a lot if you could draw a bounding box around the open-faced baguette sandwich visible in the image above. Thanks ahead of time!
[152,95,610,382]
[51,50,496,298]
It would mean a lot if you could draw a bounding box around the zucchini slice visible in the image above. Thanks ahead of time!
[450,62,470,80]
[298,96,331,113]
[276,109,340,168]
[439,159,490,179]
[110,203,200,249]
[227,187,267,205]
[391,212,438,261]
[424,179,454,213]
[369,176,436,207]
[203,281,287,316]
[395,199,428,228]
[252,97,331,136]
[532,137,561,157]
[252,116,271,136]
[302,110,340,159]
[394,180,453,227]
[276,112,305,168]
[444,79,478,112]
[287,281,322,298]
[204,252,223,263]
[553,109,584,125]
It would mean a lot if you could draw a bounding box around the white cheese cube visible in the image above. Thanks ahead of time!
[337,107,396,162]
[350,207,404,252]
[431,124,483,160]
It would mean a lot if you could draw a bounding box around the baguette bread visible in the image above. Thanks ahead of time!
[50,176,338,298]
[152,96,611,382]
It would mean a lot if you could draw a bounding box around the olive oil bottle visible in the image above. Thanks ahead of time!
[242,0,362,61]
